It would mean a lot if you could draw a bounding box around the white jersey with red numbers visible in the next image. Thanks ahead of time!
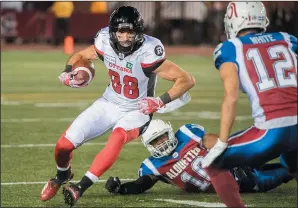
[214,32,297,129]
[94,27,166,111]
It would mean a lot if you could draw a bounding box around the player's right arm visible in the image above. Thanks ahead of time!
[58,45,98,88]
[105,175,159,195]
[65,45,98,68]
[201,41,239,168]
[59,28,105,87]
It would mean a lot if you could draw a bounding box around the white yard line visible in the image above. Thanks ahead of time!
[154,199,226,207]
[1,178,134,186]
[1,112,251,123]
[1,142,141,148]
[1,99,249,107]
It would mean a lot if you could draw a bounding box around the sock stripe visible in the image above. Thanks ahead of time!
[85,171,98,183]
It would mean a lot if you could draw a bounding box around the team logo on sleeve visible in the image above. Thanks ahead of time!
[154,45,164,56]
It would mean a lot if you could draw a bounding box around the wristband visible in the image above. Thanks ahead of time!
[63,65,73,73]
[214,138,228,149]
[159,92,171,104]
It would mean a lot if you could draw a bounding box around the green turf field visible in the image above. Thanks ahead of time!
[1,51,297,207]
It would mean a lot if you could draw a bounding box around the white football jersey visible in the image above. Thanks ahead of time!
[94,27,166,111]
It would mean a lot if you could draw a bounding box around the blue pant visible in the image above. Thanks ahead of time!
[214,124,297,173]
[234,163,293,193]
[253,163,293,192]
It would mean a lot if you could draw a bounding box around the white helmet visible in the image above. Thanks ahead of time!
[224,2,269,39]
[141,119,177,158]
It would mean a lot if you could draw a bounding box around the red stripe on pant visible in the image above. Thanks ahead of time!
[55,131,75,168]
[228,127,267,146]
[88,127,140,178]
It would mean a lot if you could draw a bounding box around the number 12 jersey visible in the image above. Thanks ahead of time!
[214,32,297,129]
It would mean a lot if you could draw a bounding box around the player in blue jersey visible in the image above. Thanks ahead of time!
[105,120,293,207]
[201,2,297,180]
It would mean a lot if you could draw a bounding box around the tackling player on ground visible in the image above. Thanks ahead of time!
[40,6,195,206]
[201,2,297,179]
[105,120,293,207]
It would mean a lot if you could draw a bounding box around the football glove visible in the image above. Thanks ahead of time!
[138,97,165,115]
[105,177,121,194]
[58,71,86,88]
[201,138,228,168]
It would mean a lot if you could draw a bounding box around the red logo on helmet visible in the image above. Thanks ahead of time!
[227,3,238,19]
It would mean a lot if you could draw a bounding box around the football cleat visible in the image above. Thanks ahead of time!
[40,172,74,201]
[63,183,82,207]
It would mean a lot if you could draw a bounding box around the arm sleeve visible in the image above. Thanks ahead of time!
[280,32,297,54]
[213,41,239,70]
[118,175,159,195]
[141,39,166,75]
[175,124,205,146]
[288,34,297,53]
[94,29,106,61]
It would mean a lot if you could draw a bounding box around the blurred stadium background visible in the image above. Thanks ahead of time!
[1,1,297,207]
[1,2,298,46]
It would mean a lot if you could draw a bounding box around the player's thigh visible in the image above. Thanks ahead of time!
[65,98,124,147]
[214,126,295,168]
[114,110,151,141]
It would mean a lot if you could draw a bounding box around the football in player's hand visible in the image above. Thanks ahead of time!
[72,58,95,87]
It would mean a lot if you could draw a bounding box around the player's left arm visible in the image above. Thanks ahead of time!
[139,60,195,115]
[156,60,195,101]
[105,175,159,195]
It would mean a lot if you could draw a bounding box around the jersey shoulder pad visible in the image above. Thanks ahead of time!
[181,124,205,137]
[213,40,239,70]
[280,32,297,53]
[175,124,205,143]
[94,27,109,52]
[140,35,166,70]
[138,157,160,177]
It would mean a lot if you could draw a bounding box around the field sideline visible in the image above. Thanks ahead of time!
[1,50,296,207]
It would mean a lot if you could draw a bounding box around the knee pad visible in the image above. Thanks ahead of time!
[111,128,128,143]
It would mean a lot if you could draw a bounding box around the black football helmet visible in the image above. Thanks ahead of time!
[109,6,144,57]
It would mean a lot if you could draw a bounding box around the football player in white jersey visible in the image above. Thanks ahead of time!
[40,6,195,206]
[201,2,297,180]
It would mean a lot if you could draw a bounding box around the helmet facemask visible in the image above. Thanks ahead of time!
[109,6,144,58]
[110,24,143,54]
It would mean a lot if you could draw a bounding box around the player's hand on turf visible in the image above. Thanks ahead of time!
[201,138,228,168]
[105,177,121,194]
[138,97,165,115]
[58,71,86,88]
